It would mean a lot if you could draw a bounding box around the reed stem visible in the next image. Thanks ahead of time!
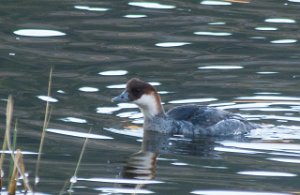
[35,67,53,186]
[5,96,32,192]
[68,128,92,192]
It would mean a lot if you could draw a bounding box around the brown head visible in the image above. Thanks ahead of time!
[112,78,165,118]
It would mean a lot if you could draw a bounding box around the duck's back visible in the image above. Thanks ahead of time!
[166,105,258,136]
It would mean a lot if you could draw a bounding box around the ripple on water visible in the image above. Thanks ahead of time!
[237,171,297,177]
[169,98,217,104]
[117,111,143,119]
[47,128,113,139]
[74,5,110,11]
[155,42,191,47]
[104,128,143,137]
[1,192,51,195]
[255,27,278,31]
[256,71,278,74]
[107,82,160,89]
[13,29,66,37]
[214,147,263,154]
[218,141,300,153]
[96,107,121,114]
[171,162,189,166]
[60,117,87,123]
[77,177,163,184]
[95,187,153,194]
[37,95,58,102]
[0,150,38,155]
[128,2,176,9]
[57,90,66,94]
[208,22,226,25]
[78,87,99,92]
[123,14,147,18]
[194,31,232,36]
[268,158,300,164]
[97,103,138,114]
[200,0,232,5]
[98,70,128,76]
[198,65,243,70]
[265,18,296,23]
[236,95,300,101]
[191,190,292,195]
[270,39,297,44]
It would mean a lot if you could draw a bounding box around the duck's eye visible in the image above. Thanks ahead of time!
[132,88,142,94]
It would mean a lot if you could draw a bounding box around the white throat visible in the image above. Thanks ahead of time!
[134,93,163,119]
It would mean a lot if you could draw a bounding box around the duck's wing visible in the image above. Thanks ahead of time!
[166,104,247,128]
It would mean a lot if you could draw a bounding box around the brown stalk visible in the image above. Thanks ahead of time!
[35,67,53,186]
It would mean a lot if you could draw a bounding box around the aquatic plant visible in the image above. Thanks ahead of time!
[68,128,92,193]
[35,67,53,186]
[0,96,31,193]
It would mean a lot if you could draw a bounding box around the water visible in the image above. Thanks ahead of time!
[0,0,300,194]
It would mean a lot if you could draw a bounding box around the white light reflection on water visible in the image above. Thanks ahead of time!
[194,31,232,36]
[218,141,300,153]
[1,192,51,195]
[191,190,292,195]
[96,107,121,114]
[95,187,154,194]
[97,103,138,114]
[98,70,128,76]
[171,162,189,166]
[47,128,113,139]
[250,36,267,40]
[74,5,109,11]
[155,42,191,47]
[249,125,300,140]
[265,18,296,23]
[37,95,58,102]
[78,87,99,92]
[128,2,176,9]
[256,71,278,74]
[107,84,127,89]
[208,22,226,25]
[124,14,147,18]
[200,0,232,5]
[198,65,243,70]
[57,90,66,94]
[107,82,160,89]
[214,147,263,154]
[271,39,297,44]
[237,171,297,177]
[117,111,143,119]
[104,128,143,137]
[118,103,138,108]
[255,27,278,31]
[236,95,300,101]
[169,98,217,104]
[60,117,87,124]
[268,158,300,164]
[78,177,163,184]
[0,150,38,155]
[14,29,66,37]
[254,92,281,95]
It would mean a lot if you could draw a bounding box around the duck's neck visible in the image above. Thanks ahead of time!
[134,92,165,120]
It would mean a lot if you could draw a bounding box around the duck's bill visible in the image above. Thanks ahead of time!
[112,90,130,102]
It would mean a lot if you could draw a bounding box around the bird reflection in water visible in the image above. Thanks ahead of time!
[122,130,220,181]
[122,130,167,180]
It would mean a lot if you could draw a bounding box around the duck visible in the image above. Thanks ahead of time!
[112,78,259,137]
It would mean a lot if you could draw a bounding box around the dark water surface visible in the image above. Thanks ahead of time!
[1,0,300,194]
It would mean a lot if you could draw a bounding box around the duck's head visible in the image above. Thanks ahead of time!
[112,78,164,118]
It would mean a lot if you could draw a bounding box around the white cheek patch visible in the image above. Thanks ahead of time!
[134,94,159,117]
